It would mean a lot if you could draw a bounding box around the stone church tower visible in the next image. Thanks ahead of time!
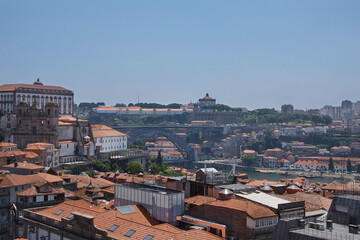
[13,100,59,149]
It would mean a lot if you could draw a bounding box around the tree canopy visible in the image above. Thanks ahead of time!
[239,108,332,125]
[328,157,334,172]
[128,102,182,109]
[78,102,105,110]
[347,159,352,172]
[242,155,256,166]
[126,162,144,174]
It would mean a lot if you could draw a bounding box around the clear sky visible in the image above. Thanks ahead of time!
[1,1,359,110]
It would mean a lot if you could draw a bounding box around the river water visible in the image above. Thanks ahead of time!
[237,169,350,184]
[191,163,350,184]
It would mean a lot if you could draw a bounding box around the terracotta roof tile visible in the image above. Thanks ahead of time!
[30,200,222,240]
[185,195,216,206]
[0,83,72,92]
[207,198,277,219]
[2,162,44,170]
[0,174,43,188]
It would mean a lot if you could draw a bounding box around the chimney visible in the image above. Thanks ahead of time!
[299,219,305,229]
[349,224,359,234]
[14,162,18,167]
[326,220,333,230]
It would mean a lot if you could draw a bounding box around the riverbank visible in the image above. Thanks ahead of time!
[192,161,357,184]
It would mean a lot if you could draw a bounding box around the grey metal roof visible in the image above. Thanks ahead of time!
[219,189,234,195]
[216,183,255,192]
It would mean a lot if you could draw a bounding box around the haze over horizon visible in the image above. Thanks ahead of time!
[1,1,359,110]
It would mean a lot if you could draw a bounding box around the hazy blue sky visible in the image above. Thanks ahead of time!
[1,1,359,110]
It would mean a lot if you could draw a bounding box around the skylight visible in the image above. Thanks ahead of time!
[124,229,136,237]
[144,235,154,240]
[108,224,119,232]
[54,209,64,216]
[66,214,73,219]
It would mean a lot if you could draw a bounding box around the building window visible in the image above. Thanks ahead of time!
[54,209,64,216]
[109,224,119,232]
[144,235,154,240]
[124,229,135,237]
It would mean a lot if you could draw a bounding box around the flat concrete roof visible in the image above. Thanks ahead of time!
[291,222,359,240]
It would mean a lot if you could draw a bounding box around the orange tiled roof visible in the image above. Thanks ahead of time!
[246,180,279,188]
[25,152,39,159]
[2,162,44,170]
[208,198,277,220]
[61,174,115,189]
[0,174,43,188]
[185,195,216,206]
[58,121,73,126]
[17,183,63,197]
[59,140,76,144]
[266,148,283,152]
[0,142,17,147]
[0,83,72,92]
[278,192,332,211]
[31,200,222,240]
[37,173,63,183]
[92,125,127,138]
[28,142,54,147]
[24,145,46,151]
[0,150,26,158]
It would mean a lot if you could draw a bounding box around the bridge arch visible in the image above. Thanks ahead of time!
[126,127,196,162]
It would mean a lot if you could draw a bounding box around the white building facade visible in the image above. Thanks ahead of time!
[92,125,128,153]
[0,79,74,115]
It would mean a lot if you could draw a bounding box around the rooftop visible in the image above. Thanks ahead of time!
[291,222,359,240]
[208,198,277,220]
[216,183,255,192]
[2,162,44,170]
[117,182,182,195]
[92,125,127,138]
[0,83,72,93]
[26,200,221,240]
[236,191,291,209]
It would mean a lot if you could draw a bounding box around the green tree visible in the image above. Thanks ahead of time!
[328,157,334,172]
[126,162,144,174]
[111,162,122,172]
[347,159,352,172]
[70,164,87,175]
[130,145,144,150]
[156,150,163,164]
[115,103,126,107]
[93,161,111,172]
[242,155,257,166]
[86,170,95,178]
[149,164,162,174]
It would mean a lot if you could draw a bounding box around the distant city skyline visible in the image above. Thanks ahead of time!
[1,1,359,110]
